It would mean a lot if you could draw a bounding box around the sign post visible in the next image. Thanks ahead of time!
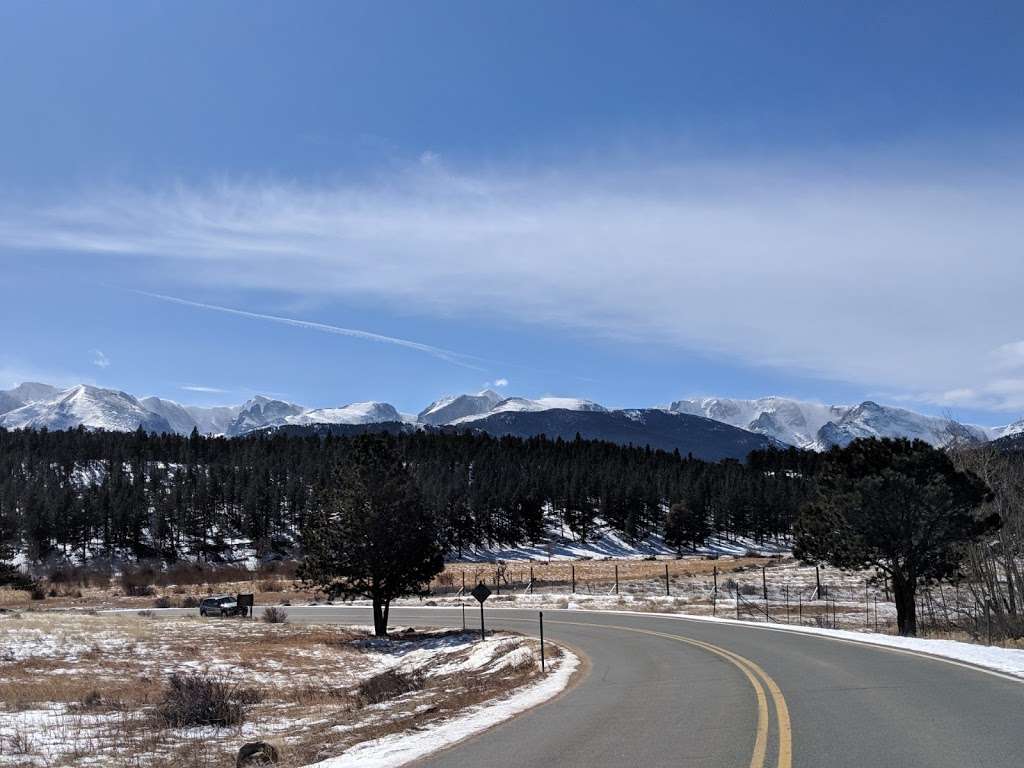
[472,582,492,642]
[539,611,546,672]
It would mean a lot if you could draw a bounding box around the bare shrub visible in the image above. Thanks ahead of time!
[181,595,199,608]
[262,606,287,623]
[120,563,159,596]
[257,559,298,579]
[153,596,172,609]
[354,669,423,708]
[47,564,110,589]
[155,674,262,727]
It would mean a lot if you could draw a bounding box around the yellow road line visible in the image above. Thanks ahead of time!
[546,619,791,768]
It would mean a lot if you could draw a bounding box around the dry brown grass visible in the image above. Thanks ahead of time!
[436,554,782,590]
[0,612,550,768]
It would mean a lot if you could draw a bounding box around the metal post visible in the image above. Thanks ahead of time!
[462,572,466,595]
[712,566,718,616]
[986,600,992,645]
[873,596,878,632]
[815,566,821,600]
[735,585,740,620]
[530,567,534,595]
[785,585,790,624]
[665,563,670,596]
[762,566,768,620]
[539,611,546,673]
[571,564,576,594]
[495,569,500,595]
[480,600,486,642]
[865,581,870,629]
[462,600,466,631]
[798,591,802,624]
[615,565,619,595]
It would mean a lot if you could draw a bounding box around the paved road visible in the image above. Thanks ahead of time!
[273,606,1024,768]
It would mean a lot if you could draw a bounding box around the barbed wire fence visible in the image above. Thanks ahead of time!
[429,560,1016,644]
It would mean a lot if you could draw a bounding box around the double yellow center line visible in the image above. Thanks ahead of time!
[548,619,792,768]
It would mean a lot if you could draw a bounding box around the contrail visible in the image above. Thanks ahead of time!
[132,290,486,371]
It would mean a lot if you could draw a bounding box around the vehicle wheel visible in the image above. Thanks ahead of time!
[200,609,206,617]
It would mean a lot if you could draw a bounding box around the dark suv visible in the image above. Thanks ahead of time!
[199,595,240,617]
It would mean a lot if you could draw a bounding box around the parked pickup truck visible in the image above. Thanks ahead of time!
[198,595,241,617]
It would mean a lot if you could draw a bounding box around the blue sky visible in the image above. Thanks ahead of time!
[1,2,1023,423]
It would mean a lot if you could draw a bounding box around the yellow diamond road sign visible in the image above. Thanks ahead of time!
[471,582,492,603]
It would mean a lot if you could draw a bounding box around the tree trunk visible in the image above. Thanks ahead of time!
[893,578,918,636]
[372,598,389,637]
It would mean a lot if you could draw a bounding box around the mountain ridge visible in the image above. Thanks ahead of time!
[1,381,1019,454]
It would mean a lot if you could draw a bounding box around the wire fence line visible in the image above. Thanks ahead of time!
[429,561,1015,643]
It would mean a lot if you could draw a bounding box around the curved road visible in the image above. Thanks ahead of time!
[277,606,1024,768]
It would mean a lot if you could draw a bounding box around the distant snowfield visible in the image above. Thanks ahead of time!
[451,517,789,562]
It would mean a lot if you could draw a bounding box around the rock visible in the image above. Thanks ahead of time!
[236,741,280,766]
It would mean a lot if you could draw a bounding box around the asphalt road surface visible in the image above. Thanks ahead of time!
[253,606,1024,768]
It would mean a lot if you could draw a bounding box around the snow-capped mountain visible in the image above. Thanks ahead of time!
[814,401,989,450]
[988,418,1024,441]
[670,395,991,450]
[0,385,171,433]
[225,396,306,437]
[0,382,63,415]
[140,397,204,435]
[1,380,1021,453]
[670,397,847,449]
[417,390,503,425]
[184,404,243,436]
[285,401,403,426]
[451,396,607,424]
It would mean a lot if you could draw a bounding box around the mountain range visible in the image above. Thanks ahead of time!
[2,381,1022,459]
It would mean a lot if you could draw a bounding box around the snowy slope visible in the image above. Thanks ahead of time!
[225,396,306,436]
[670,395,991,451]
[670,396,847,449]
[286,401,403,426]
[0,385,172,433]
[184,404,243,435]
[417,390,503,425]
[989,418,1024,441]
[140,397,200,435]
[815,401,989,450]
[451,396,607,425]
[0,382,63,415]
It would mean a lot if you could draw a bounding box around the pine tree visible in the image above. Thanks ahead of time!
[794,438,998,636]
[298,436,444,636]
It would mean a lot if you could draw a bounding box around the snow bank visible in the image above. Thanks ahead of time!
[304,646,579,768]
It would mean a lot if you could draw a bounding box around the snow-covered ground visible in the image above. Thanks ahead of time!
[451,517,789,562]
[0,613,574,767]
[307,642,578,768]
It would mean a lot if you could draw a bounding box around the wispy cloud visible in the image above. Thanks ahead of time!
[2,154,1023,411]
[133,290,485,371]
[91,349,110,369]
[180,384,230,394]
[485,377,509,388]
